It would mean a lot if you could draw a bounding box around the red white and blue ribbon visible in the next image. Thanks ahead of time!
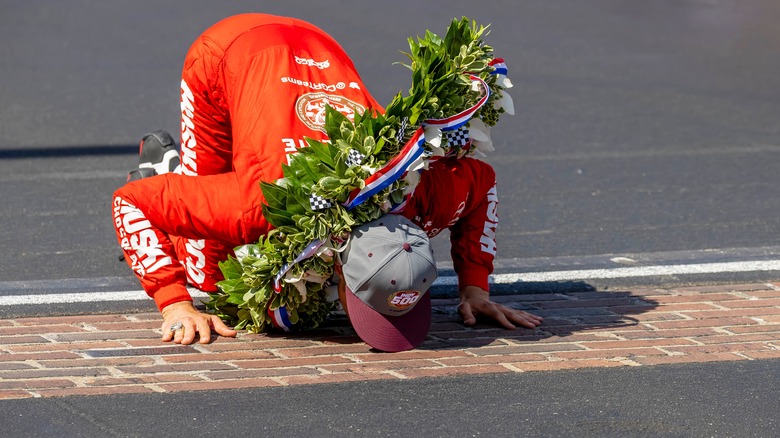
[273,239,326,292]
[268,305,293,331]
[423,75,490,132]
[489,58,508,76]
[342,128,426,210]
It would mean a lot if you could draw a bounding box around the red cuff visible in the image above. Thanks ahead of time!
[152,283,193,311]
[456,265,491,292]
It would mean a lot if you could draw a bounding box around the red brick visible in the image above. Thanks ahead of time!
[121,339,178,347]
[615,327,721,340]
[535,298,640,309]
[36,385,157,398]
[742,350,780,359]
[0,378,77,390]
[0,325,87,335]
[632,352,745,365]
[438,353,548,366]
[352,349,472,362]
[655,303,724,312]
[84,375,204,386]
[48,330,159,342]
[204,367,320,379]
[649,318,758,329]
[648,294,742,304]
[725,324,780,334]
[664,343,775,355]
[319,359,443,373]
[0,351,81,361]
[625,312,689,322]
[233,355,355,369]
[280,372,393,386]
[562,319,654,331]
[746,289,780,298]
[162,350,275,363]
[551,348,667,360]
[195,339,318,352]
[679,308,780,319]
[429,328,540,340]
[126,312,163,321]
[0,362,37,370]
[0,368,111,379]
[275,344,373,357]
[38,356,157,368]
[0,390,34,400]
[398,364,512,379]
[578,339,698,350]
[156,378,282,393]
[567,291,658,300]
[15,315,129,325]
[696,333,780,344]
[6,341,126,352]
[88,321,162,331]
[116,362,236,374]
[466,343,586,356]
[672,284,773,294]
[513,359,627,371]
[533,333,621,343]
[762,315,780,324]
[0,335,50,345]
[717,298,780,309]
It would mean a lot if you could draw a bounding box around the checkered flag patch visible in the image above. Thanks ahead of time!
[396,117,408,143]
[446,127,470,148]
[309,193,333,211]
[346,149,365,167]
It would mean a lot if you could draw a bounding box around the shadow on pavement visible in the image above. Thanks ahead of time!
[242,281,660,351]
[0,144,138,159]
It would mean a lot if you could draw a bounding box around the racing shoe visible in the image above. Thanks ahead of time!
[127,130,180,182]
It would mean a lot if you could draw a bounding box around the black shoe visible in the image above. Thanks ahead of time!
[127,130,180,181]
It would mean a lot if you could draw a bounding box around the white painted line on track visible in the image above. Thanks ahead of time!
[2,259,779,306]
[436,260,780,286]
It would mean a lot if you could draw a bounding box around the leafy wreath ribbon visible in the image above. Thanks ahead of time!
[205,17,515,332]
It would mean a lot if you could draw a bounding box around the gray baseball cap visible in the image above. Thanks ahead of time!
[340,214,438,352]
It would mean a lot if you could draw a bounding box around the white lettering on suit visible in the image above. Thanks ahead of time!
[480,185,499,255]
[180,79,197,176]
[113,197,172,277]
[184,239,207,284]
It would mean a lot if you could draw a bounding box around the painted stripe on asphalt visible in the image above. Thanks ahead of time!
[435,259,780,285]
[2,259,780,306]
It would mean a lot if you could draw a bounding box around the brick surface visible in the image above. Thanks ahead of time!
[0,282,779,399]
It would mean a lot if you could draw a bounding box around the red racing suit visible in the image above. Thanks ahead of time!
[112,14,499,311]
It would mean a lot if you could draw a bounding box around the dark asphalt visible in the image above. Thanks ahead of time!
[2,359,779,437]
[2,0,780,282]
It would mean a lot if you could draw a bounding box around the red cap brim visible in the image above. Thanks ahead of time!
[345,288,431,353]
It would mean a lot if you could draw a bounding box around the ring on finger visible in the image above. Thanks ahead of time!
[169,321,184,332]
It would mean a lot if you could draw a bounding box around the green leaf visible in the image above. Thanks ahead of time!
[262,204,295,227]
[260,181,288,210]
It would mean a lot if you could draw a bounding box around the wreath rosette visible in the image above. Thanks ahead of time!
[204,17,515,332]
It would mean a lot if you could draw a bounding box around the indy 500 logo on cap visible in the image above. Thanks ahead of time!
[387,290,421,311]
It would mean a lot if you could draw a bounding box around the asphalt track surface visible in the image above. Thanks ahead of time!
[2,1,780,436]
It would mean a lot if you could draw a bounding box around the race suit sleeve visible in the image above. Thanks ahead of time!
[113,171,252,311]
[400,157,498,292]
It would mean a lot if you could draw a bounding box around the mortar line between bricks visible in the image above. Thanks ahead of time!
[146,384,167,393]
[501,363,524,372]
[683,337,706,346]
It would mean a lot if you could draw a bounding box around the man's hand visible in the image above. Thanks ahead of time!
[458,286,543,329]
[161,301,237,344]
